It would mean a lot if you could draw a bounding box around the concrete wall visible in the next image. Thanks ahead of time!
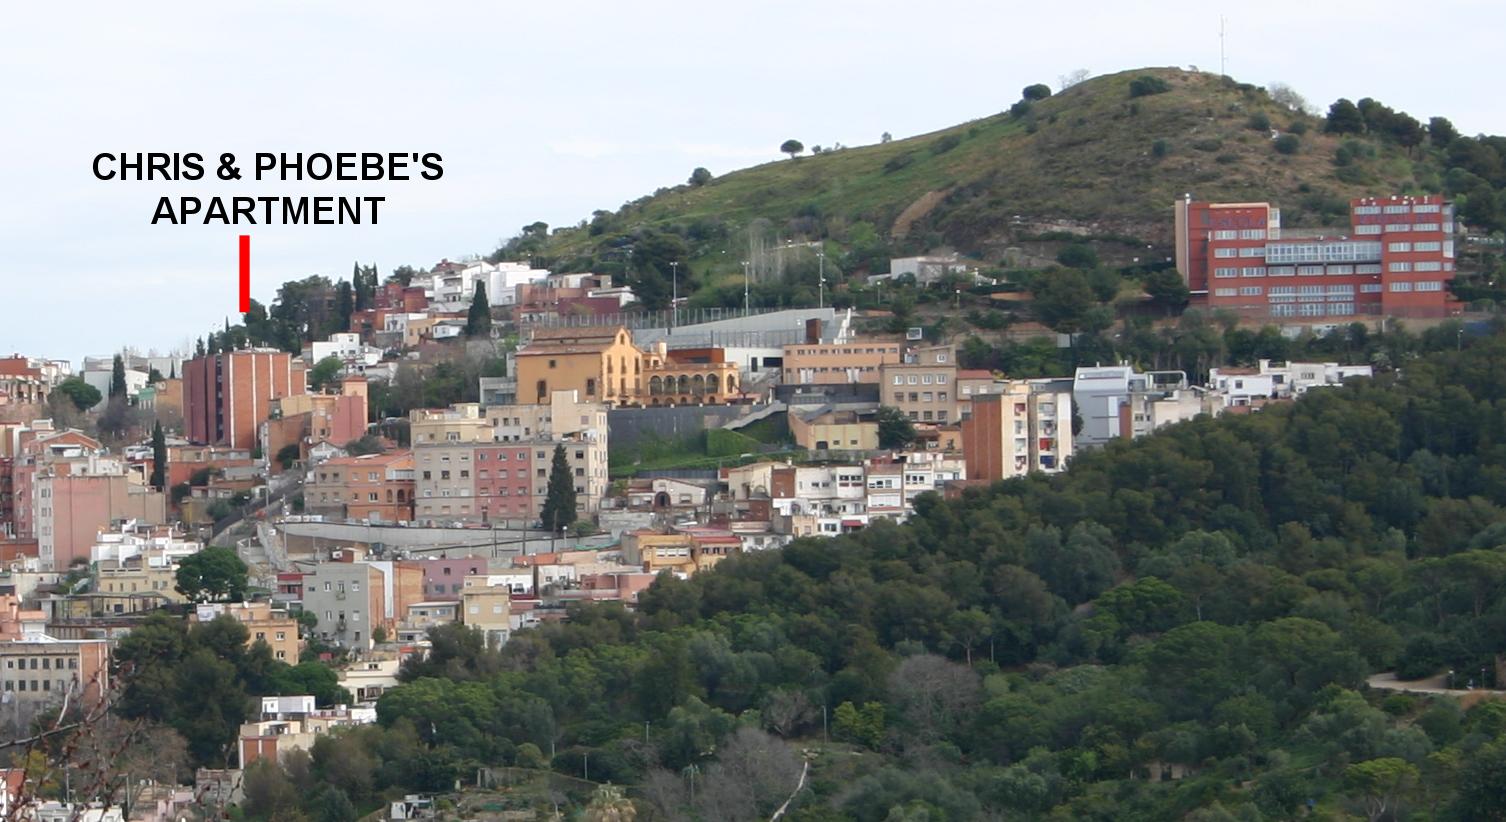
[607,404,765,449]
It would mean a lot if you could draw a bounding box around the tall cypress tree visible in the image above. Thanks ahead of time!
[334,279,354,333]
[110,354,128,398]
[466,282,492,338]
[540,444,577,533]
[150,420,167,491]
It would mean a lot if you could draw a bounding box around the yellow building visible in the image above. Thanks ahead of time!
[788,407,879,451]
[514,328,741,408]
[515,327,643,406]
[95,562,182,602]
[191,601,303,663]
[460,577,513,646]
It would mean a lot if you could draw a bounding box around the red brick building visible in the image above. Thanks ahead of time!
[183,349,305,450]
[1175,194,1461,319]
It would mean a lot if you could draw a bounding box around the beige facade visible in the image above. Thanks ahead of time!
[459,577,512,646]
[486,389,608,442]
[410,404,492,445]
[515,327,644,406]
[95,563,180,602]
[781,341,902,385]
[789,408,879,451]
[192,602,302,663]
[880,345,958,424]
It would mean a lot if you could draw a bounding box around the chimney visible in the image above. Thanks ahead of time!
[804,318,822,344]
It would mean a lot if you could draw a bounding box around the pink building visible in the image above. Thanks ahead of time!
[413,557,487,601]
[473,444,535,523]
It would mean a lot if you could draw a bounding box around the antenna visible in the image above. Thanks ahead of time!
[1219,16,1227,77]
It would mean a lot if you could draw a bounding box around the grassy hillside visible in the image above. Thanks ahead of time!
[503,66,1492,297]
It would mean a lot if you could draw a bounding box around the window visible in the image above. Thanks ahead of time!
[1415,203,1441,214]
[1239,229,1266,240]
[1240,247,1266,257]
[1239,286,1262,296]
[1214,267,1237,278]
[1215,288,1237,297]
[1242,267,1266,277]
[1414,241,1441,252]
[1213,230,1238,240]
[1214,248,1237,258]
[1415,281,1443,292]
[1390,282,1413,293]
[1388,242,1412,252]
[1389,262,1412,272]
[1383,204,1410,214]
[1355,205,1381,216]
[1356,224,1381,235]
[1360,283,1382,293]
[1385,223,1411,232]
[1415,261,1442,272]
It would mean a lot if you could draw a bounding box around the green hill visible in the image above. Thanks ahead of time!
[499,67,1504,304]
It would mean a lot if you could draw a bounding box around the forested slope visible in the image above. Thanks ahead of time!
[177,328,1506,819]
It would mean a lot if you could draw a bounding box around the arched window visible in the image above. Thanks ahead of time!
[677,375,690,394]
[691,374,705,395]
[649,376,663,395]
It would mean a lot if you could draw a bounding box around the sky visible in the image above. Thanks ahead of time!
[2,0,1503,367]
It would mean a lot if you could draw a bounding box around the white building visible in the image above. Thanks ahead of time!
[1073,366,1217,448]
[429,260,551,308]
[307,333,384,371]
[80,367,149,408]
[1208,360,1374,407]
[90,521,200,567]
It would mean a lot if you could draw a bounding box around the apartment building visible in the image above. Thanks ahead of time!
[879,345,959,424]
[183,349,306,450]
[300,562,387,649]
[413,393,609,524]
[35,456,168,571]
[262,378,368,464]
[1175,194,1460,318]
[0,357,50,406]
[191,602,301,662]
[459,576,512,646]
[961,381,1074,482]
[781,341,903,385]
[305,451,415,523]
[0,596,110,726]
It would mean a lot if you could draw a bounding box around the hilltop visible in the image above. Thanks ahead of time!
[497,67,1502,302]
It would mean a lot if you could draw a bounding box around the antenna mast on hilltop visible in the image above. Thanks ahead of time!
[1219,16,1227,77]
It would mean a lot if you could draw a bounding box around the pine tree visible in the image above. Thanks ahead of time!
[540,444,577,533]
[110,354,128,398]
[195,337,206,358]
[466,282,492,338]
[150,420,167,491]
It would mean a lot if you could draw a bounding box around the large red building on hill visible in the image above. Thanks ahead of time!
[183,350,305,450]
[1175,194,1461,319]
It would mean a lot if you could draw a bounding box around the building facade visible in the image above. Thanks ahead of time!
[1175,194,1460,319]
[183,349,306,449]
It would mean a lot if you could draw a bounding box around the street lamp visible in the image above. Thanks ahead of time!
[669,261,679,331]
[741,260,751,313]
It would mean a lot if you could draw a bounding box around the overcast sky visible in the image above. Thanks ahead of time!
[3,0,1502,367]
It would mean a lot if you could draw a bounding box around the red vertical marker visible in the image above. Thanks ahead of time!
[238,235,251,312]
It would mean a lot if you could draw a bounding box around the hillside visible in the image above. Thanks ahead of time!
[503,66,1500,299]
